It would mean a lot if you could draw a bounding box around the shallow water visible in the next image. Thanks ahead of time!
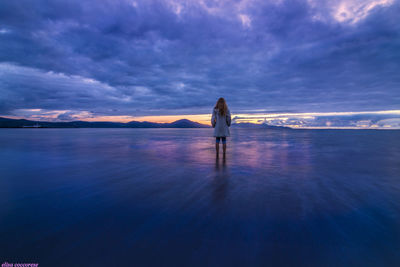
[1,128,400,266]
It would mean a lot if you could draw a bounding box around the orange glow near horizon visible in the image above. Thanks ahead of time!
[2,109,400,128]
[0,113,212,124]
[68,114,212,124]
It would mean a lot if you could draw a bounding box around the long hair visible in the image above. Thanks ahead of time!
[214,97,228,116]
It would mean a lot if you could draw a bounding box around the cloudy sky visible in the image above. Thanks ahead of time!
[0,0,399,128]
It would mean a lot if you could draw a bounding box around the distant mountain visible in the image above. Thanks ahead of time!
[126,119,208,128]
[168,119,207,128]
[231,122,291,129]
[0,117,293,129]
[0,117,211,128]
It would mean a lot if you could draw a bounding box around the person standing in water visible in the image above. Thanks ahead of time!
[211,97,231,157]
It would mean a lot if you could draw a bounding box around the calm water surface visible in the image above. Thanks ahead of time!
[1,128,400,266]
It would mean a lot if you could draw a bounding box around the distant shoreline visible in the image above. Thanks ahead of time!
[0,117,288,129]
[3,127,398,130]
[1,117,399,130]
[0,117,210,129]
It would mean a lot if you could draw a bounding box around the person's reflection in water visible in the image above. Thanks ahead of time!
[213,154,229,205]
[215,155,226,173]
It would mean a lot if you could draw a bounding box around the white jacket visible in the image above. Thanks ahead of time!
[211,108,231,137]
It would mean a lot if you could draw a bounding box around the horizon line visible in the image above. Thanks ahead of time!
[1,116,400,130]
[2,109,400,123]
[1,109,400,129]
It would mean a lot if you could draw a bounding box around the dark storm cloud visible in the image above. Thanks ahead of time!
[0,0,399,118]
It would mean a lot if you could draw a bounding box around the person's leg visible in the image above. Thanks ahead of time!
[222,137,227,155]
[215,137,220,156]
